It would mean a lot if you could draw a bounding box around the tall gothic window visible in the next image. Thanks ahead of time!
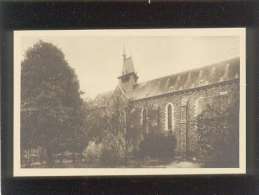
[165,103,174,131]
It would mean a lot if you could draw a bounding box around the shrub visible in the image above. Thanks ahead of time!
[98,132,125,167]
[197,104,239,167]
[83,132,126,167]
[82,141,103,165]
[137,132,177,160]
[99,146,125,167]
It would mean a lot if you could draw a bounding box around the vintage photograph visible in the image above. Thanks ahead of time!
[13,29,246,176]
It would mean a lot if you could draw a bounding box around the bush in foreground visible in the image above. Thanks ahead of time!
[136,132,177,160]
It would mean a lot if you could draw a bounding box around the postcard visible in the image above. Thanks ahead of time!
[13,28,246,176]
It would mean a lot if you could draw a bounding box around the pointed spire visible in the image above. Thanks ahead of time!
[122,56,135,75]
[118,46,138,91]
[121,45,135,76]
[118,46,138,83]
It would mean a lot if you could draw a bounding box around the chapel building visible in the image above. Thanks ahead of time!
[95,52,240,157]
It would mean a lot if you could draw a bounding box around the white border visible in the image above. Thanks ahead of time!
[13,28,246,177]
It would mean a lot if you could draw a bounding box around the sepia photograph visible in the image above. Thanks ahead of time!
[13,28,246,176]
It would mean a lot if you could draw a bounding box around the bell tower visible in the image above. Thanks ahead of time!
[118,49,138,92]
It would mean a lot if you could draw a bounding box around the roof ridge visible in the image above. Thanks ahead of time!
[136,56,240,86]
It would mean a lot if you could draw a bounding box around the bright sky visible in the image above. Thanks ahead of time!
[19,30,240,99]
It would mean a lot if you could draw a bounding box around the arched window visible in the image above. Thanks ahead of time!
[165,103,174,131]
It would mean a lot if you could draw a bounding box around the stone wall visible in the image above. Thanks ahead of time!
[130,79,239,157]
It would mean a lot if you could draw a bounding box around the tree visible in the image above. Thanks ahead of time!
[21,41,86,167]
[83,87,129,167]
[97,89,128,166]
[196,95,239,168]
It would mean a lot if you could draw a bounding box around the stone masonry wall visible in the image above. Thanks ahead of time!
[130,79,239,157]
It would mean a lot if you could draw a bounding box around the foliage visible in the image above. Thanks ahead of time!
[124,103,143,153]
[83,87,129,166]
[82,141,103,165]
[196,96,239,167]
[84,88,170,166]
[21,41,86,166]
[125,103,161,154]
[82,132,125,167]
[83,102,108,143]
[85,88,170,164]
[136,132,177,160]
[98,131,126,167]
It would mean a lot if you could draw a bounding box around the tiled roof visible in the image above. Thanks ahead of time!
[128,57,240,100]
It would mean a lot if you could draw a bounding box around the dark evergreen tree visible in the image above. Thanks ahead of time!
[21,41,86,167]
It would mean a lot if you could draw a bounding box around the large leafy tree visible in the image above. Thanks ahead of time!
[83,87,130,166]
[21,41,86,166]
[196,95,239,168]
